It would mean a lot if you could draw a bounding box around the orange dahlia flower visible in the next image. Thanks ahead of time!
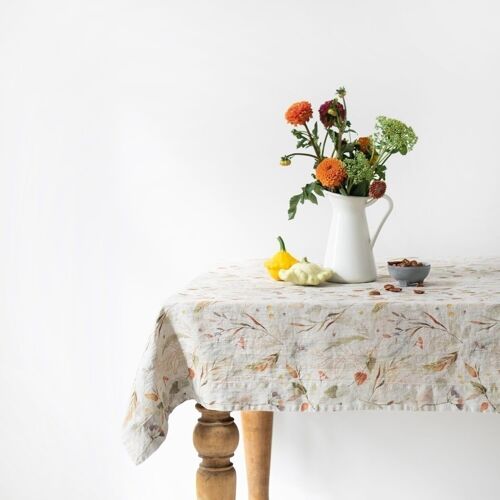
[316,158,347,189]
[285,101,313,126]
[358,136,372,153]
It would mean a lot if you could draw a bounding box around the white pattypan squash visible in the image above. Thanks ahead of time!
[278,258,333,286]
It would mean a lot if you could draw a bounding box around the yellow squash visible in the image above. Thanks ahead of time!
[279,258,333,286]
[264,236,298,280]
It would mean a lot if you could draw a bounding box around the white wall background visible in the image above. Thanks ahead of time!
[1,0,499,499]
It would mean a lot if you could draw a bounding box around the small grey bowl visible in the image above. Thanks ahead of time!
[387,262,431,287]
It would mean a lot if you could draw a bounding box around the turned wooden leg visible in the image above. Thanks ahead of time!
[241,411,273,500]
[193,404,239,500]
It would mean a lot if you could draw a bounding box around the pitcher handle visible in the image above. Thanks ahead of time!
[366,194,394,249]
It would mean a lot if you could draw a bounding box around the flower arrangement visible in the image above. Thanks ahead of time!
[281,88,418,219]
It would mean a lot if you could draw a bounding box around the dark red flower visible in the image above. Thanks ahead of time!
[318,100,346,128]
[369,180,387,199]
[319,100,334,128]
[336,101,346,120]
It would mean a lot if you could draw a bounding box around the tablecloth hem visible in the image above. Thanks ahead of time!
[196,399,498,414]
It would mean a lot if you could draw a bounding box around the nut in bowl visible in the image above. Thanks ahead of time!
[387,259,431,287]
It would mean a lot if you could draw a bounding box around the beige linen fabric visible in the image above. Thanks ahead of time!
[123,259,500,464]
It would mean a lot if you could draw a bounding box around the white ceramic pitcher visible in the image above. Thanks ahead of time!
[324,192,393,283]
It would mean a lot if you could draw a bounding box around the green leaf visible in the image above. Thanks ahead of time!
[312,122,319,140]
[374,164,387,181]
[287,194,301,220]
[312,183,324,196]
[289,182,324,219]
[350,181,370,197]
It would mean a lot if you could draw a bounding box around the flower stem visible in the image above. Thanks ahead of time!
[321,130,329,157]
[335,96,348,160]
[304,123,322,159]
[288,152,318,159]
[378,149,393,167]
[336,126,343,159]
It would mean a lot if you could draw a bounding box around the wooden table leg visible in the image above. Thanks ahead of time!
[241,411,273,500]
[193,404,239,500]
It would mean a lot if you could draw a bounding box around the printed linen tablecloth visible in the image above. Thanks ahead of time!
[123,259,500,464]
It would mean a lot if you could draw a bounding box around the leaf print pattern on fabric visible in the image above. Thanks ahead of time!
[292,382,307,396]
[124,392,137,424]
[324,335,368,350]
[123,258,500,465]
[423,352,458,372]
[247,353,279,372]
[464,362,478,378]
[324,385,338,399]
[372,302,387,314]
[471,381,487,395]
[354,372,368,385]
